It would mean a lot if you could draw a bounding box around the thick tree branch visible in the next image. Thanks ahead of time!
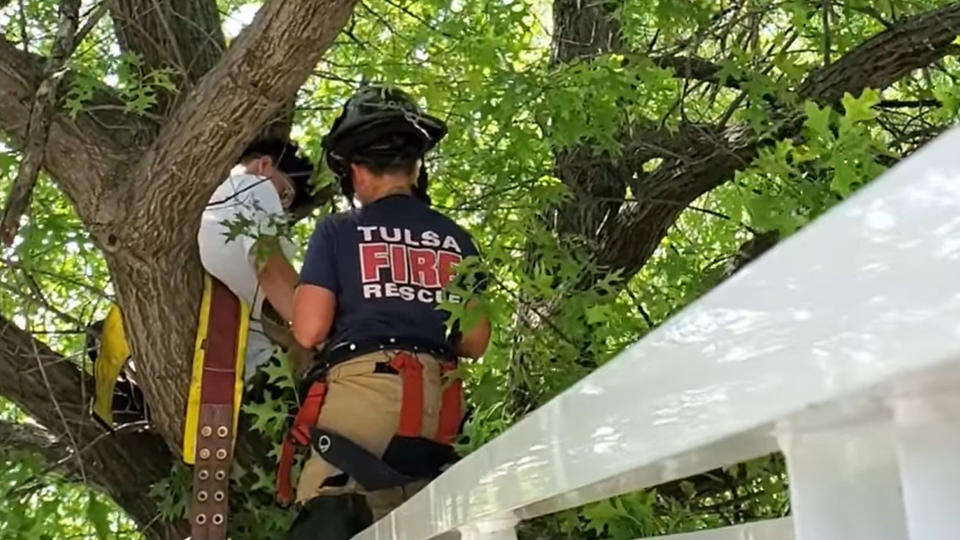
[595,124,756,272]
[799,3,960,102]
[651,54,738,88]
[0,38,140,223]
[592,1,960,278]
[0,319,94,441]
[1,0,82,244]
[0,316,183,539]
[109,0,226,109]
[0,0,111,242]
[131,0,358,240]
[0,419,63,462]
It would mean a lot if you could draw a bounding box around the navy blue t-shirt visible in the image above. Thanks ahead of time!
[300,194,481,350]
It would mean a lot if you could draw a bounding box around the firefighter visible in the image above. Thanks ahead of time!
[280,86,491,538]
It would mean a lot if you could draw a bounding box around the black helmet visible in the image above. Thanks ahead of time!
[322,85,447,203]
[241,138,316,214]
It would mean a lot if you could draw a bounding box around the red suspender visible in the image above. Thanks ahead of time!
[389,352,424,438]
[276,381,327,505]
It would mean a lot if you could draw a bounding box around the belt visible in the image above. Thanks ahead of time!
[301,339,453,385]
[327,339,452,364]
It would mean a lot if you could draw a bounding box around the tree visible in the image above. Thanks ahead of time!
[2,0,959,538]
[1,0,357,537]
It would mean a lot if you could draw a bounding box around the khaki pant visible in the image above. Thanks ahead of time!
[295,350,456,520]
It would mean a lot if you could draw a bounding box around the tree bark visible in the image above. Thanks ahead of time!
[798,4,960,103]
[0,38,136,219]
[0,0,82,244]
[109,0,226,113]
[0,419,63,461]
[551,0,623,63]
[0,0,357,456]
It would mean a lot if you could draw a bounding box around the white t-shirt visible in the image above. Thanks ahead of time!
[198,173,294,379]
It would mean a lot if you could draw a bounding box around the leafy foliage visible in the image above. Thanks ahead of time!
[0,446,139,539]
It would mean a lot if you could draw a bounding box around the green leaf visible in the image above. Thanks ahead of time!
[242,396,288,435]
[829,158,860,196]
[804,101,833,140]
[262,354,296,389]
[249,465,276,494]
[581,499,622,534]
[773,50,807,80]
[149,462,191,521]
[86,494,111,539]
[841,89,880,125]
[584,303,612,325]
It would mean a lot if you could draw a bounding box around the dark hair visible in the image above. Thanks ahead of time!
[352,156,419,178]
[240,137,317,212]
[240,137,314,178]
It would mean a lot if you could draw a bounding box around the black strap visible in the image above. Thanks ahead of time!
[310,428,417,491]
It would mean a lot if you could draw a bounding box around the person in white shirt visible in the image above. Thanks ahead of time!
[198,138,315,379]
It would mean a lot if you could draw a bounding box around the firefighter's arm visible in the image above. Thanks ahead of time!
[454,299,491,359]
[252,236,299,322]
[291,284,337,348]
